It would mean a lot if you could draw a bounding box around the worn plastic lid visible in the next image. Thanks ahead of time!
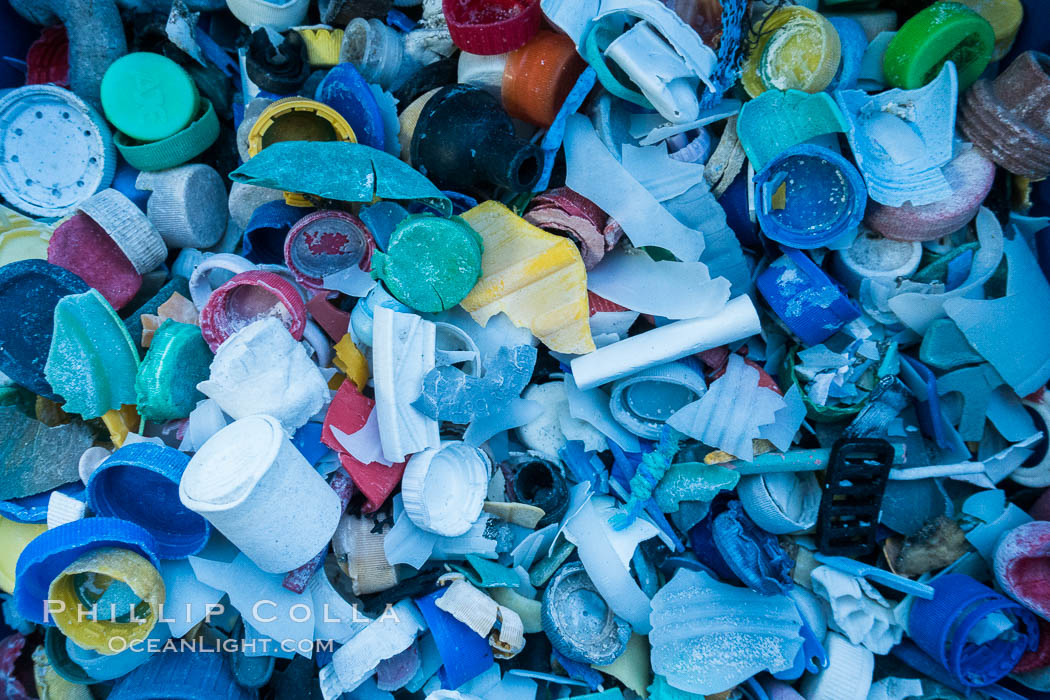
[370,214,483,313]
[883,2,994,90]
[113,98,220,172]
[0,85,116,218]
[199,269,307,351]
[442,0,541,56]
[502,30,587,127]
[284,209,375,290]
[100,53,199,142]
[247,97,356,158]
[742,6,842,97]
[87,443,210,559]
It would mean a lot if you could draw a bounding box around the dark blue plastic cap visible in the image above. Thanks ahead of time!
[87,442,210,559]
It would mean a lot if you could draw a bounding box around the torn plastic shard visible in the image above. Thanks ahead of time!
[371,306,440,463]
[414,344,535,424]
[649,568,803,695]
[0,407,92,501]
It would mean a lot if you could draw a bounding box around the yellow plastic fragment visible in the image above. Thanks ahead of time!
[102,405,140,447]
[33,645,93,700]
[333,334,370,390]
[592,633,652,697]
[0,204,52,266]
[295,26,344,66]
[0,515,48,593]
[48,547,166,655]
[459,201,595,355]
[957,0,1023,59]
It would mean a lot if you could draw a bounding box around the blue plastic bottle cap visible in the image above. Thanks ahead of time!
[87,443,211,559]
[14,517,159,624]
[0,259,90,399]
[756,249,861,346]
[0,85,117,218]
[754,144,867,249]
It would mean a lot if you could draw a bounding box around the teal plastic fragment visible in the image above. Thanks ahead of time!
[648,675,704,700]
[450,554,521,589]
[736,90,848,170]
[575,691,624,700]
[44,288,141,419]
[919,319,984,371]
[937,363,1005,441]
[135,320,211,422]
[653,461,739,514]
[230,141,452,216]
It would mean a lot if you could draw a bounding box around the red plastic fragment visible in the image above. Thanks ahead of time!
[307,293,352,342]
[47,213,142,310]
[26,26,70,88]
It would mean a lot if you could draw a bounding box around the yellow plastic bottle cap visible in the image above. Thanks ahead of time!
[742,6,842,97]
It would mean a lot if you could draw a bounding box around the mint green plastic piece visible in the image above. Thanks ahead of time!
[654,462,740,513]
[737,90,848,169]
[649,675,705,700]
[44,289,141,419]
[100,52,198,142]
[920,319,984,371]
[370,214,483,313]
[450,554,521,589]
[135,320,211,422]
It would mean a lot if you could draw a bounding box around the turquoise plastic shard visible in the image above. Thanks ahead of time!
[230,141,452,216]
[649,568,802,695]
[937,363,1005,441]
[0,406,93,500]
[919,319,984,371]
[648,675,704,700]
[44,288,141,419]
[654,461,740,513]
[135,320,211,422]
[944,234,1050,398]
[737,90,848,170]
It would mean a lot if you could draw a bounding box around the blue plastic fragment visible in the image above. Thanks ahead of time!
[826,18,866,91]
[712,499,794,595]
[551,649,605,690]
[0,482,86,524]
[812,553,934,599]
[535,67,598,193]
[415,589,493,690]
[316,63,387,151]
[413,344,537,423]
[757,249,861,346]
[242,199,304,264]
[291,422,332,467]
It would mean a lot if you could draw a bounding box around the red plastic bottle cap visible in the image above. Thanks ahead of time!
[47,213,142,310]
[442,0,542,56]
[25,26,70,88]
[199,270,307,351]
[284,210,375,291]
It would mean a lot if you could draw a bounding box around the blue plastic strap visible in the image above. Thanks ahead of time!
[14,517,160,624]
[535,67,598,193]
[87,443,209,559]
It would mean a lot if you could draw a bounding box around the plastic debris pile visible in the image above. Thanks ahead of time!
[0,0,1049,698]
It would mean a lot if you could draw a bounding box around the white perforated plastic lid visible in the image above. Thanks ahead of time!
[0,85,115,218]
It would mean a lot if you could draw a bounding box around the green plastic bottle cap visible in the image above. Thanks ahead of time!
[370,214,483,313]
[883,2,995,91]
[100,53,199,142]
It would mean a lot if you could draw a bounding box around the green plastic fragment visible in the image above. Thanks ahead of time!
[370,214,483,313]
[529,538,576,588]
[44,289,141,419]
[0,406,93,500]
[230,141,452,215]
[654,462,740,513]
[737,90,848,169]
[649,675,705,700]
[135,320,211,422]
[913,242,980,283]
[450,554,521,589]
[920,318,984,371]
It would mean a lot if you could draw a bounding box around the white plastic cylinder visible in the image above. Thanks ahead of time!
[179,414,341,573]
[570,295,762,390]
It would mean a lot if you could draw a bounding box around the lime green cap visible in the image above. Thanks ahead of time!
[370,214,483,313]
[883,2,995,90]
[101,53,199,142]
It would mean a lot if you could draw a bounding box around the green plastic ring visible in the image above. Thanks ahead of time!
[114,98,220,172]
[883,2,995,90]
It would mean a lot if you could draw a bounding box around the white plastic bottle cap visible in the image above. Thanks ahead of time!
[226,0,310,31]
[401,441,491,536]
[77,188,167,273]
[136,164,228,250]
[179,414,342,573]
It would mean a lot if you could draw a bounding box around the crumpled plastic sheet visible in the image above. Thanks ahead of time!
[413,345,536,424]
[668,355,785,461]
[809,565,905,655]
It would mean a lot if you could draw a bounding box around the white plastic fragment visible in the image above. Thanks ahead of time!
[401,442,490,536]
[319,600,425,699]
[372,307,440,463]
[46,490,85,529]
[809,566,904,655]
[178,398,228,452]
[667,354,785,461]
[562,375,641,453]
[801,632,875,700]
[197,318,328,432]
[78,446,112,485]
[586,246,730,320]
[331,411,393,467]
[517,381,607,459]
[571,295,762,390]
[159,558,224,638]
[867,677,924,700]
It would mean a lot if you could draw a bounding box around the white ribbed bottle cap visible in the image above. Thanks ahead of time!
[137,164,228,249]
[226,0,310,31]
[738,471,821,534]
[77,188,167,273]
[800,632,874,700]
[401,441,490,536]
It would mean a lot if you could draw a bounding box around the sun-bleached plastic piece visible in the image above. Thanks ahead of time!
[835,62,957,207]
[561,493,654,634]
[667,354,785,462]
[571,295,761,390]
[413,345,535,424]
[371,306,440,463]
[459,201,594,355]
[196,318,327,432]
[46,490,86,529]
[799,632,874,700]
[437,578,525,658]
[517,381,607,459]
[563,113,704,263]
[603,22,700,124]
[332,513,401,596]
[738,471,819,535]
[650,568,803,695]
[135,164,227,249]
[586,247,730,320]
[180,415,342,573]
[809,565,904,655]
[867,678,924,700]
[319,600,425,699]
[1010,397,1050,487]
[77,188,167,274]
[401,442,490,536]
[944,234,1050,398]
